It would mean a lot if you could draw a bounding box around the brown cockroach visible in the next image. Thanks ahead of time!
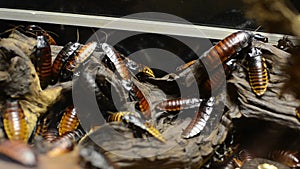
[130,85,151,119]
[156,98,202,111]
[108,112,165,143]
[0,140,37,166]
[60,42,96,81]
[58,106,79,136]
[47,129,84,157]
[34,35,52,89]
[51,42,81,84]
[181,97,214,138]
[268,150,300,168]
[25,25,57,45]
[247,47,268,96]
[42,128,59,143]
[123,57,155,78]
[3,99,28,142]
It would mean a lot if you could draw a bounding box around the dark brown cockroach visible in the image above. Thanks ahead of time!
[130,85,151,119]
[34,35,52,89]
[268,150,300,168]
[60,42,97,81]
[47,129,84,157]
[101,43,131,82]
[58,106,79,136]
[107,112,165,143]
[51,42,81,84]
[34,115,49,138]
[0,140,37,166]
[25,25,56,45]
[247,47,268,96]
[156,98,202,111]
[101,43,152,118]
[3,99,28,142]
[200,31,267,70]
[181,97,214,138]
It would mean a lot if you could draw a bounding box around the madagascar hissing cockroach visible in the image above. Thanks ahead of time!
[25,25,57,45]
[3,99,28,142]
[0,140,37,166]
[181,97,214,138]
[34,35,52,89]
[107,112,165,143]
[58,106,79,136]
[130,85,151,119]
[60,42,97,81]
[156,98,202,112]
[47,129,85,157]
[42,128,59,143]
[123,57,155,78]
[51,42,81,84]
[247,47,268,96]
[268,150,300,168]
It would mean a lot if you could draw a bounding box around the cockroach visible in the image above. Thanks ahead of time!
[100,43,151,118]
[247,47,268,96]
[58,106,79,136]
[42,128,59,143]
[34,35,52,89]
[47,129,84,157]
[3,99,28,142]
[130,85,151,119]
[51,42,81,84]
[101,43,131,82]
[156,98,202,111]
[268,150,300,168]
[60,42,96,81]
[25,25,56,45]
[181,97,214,138]
[178,31,268,73]
[107,112,165,143]
[0,140,37,166]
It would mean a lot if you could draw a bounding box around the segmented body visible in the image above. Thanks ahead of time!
[108,112,165,143]
[35,35,52,89]
[101,43,151,119]
[47,129,84,157]
[60,42,96,81]
[247,48,268,96]
[200,31,254,70]
[268,150,300,168]
[58,106,79,136]
[51,42,80,84]
[43,129,59,143]
[3,100,28,142]
[181,97,215,138]
[156,98,202,111]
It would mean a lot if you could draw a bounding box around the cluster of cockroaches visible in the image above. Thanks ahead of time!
[0,24,299,169]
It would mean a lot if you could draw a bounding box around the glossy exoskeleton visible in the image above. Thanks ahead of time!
[58,105,79,136]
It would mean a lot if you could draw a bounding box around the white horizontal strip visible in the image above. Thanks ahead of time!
[0,8,298,44]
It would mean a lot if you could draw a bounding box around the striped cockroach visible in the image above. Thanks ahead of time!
[58,106,79,136]
[3,99,28,142]
[42,129,59,143]
[60,42,97,81]
[268,150,300,168]
[247,47,268,96]
[101,43,151,119]
[107,112,165,143]
[178,31,268,74]
[51,42,81,84]
[47,129,85,157]
[0,140,37,166]
[34,35,52,89]
[181,97,214,138]
[200,31,268,70]
[156,98,203,112]
[25,25,56,45]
